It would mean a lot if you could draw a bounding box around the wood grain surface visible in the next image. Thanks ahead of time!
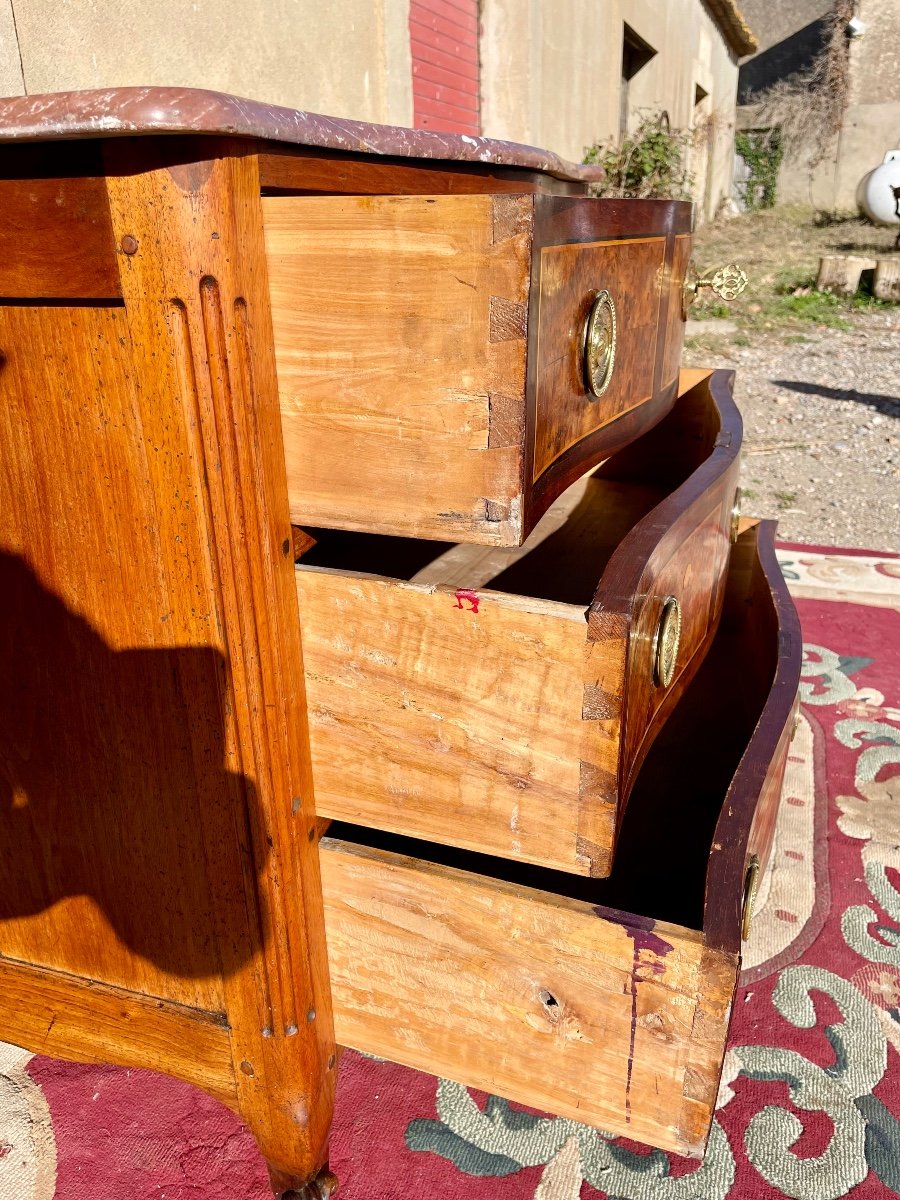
[297,567,592,871]
[316,512,800,1159]
[0,139,335,1190]
[704,520,802,952]
[521,197,693,529]
[0,144,121,299]
[0,957,235,1108]
[320,837,737,1158]
[296,371,741,876]
[660,234,693,386]
[258,150,582,197]
[531,236,666,480]
[265,192,531,544]
[268,193,693,547]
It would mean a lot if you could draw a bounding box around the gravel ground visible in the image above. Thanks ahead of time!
[683,310,900,552]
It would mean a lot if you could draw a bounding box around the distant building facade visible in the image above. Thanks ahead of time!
[0,0,754,220]
[737,0,900,211]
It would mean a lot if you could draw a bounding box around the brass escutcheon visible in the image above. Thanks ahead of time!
[582,289,617,398]
[742,853,760,942]
[652,595,682,688]
[683,261,748,317]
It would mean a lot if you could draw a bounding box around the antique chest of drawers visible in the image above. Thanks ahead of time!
[0,87,800,1198]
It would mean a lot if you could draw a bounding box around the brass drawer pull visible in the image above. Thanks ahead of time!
[742,853,761,941]
[730,486,742,543]
[652,595,682,688]
[582,289,617,398]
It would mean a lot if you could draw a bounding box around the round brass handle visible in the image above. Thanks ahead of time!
[652,595,682,688]
[582,289,617,398]
[683,261,748,317]
[742,853,760,942]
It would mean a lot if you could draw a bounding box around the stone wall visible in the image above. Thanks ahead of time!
[0,0,413,126]
[480,0,741,221]
[0,0,744,220]
[738,0,900,213]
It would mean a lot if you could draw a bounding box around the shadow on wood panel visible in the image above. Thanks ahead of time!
[0,550,261,986]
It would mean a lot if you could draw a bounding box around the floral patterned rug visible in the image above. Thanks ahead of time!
[1,543,898,1200]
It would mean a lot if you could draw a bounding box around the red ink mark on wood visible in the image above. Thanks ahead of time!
[453,589,480,613]
[593,909,672,1121]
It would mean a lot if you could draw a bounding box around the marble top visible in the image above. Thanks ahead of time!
[0,86,604,183]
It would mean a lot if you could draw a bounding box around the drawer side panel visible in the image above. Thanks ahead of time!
[297,570,591,873]
[320,838,738,1157]
[264,193,532,543]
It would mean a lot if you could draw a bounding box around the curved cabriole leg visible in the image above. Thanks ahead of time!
[269,1165,339,1199]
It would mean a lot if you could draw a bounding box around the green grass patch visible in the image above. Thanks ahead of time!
[774,490,798,510]
[690,299,732,320]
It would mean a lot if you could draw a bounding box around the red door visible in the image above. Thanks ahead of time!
[409,0,481,135]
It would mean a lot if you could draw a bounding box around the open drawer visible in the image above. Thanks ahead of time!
[296,370,742,877]
[317,521,801,1158]
[265,192,692,545]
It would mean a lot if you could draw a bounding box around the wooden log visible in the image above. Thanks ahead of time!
[816,254,878,295]
[874,256,900,301]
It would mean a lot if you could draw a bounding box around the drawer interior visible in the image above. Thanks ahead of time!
[318,525,796,1155]
[295,374,743,878]
[296,377,725,607]
[322,521,779,935]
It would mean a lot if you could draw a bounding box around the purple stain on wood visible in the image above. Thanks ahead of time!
[593,906,673,1121]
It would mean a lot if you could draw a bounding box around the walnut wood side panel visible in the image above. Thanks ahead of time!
[0,140,335,1192]
[265,193,692,545]
[0,144,121,299]
[295,370,741,877]
[0,305,225,1011]
[320,839,736,1158]
[0,958,236,1108]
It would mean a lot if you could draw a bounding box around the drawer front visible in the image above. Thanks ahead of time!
[297,370,741,878]
[584,486,735,835]
[531,235,667,482]
[318,520,803,1157]
[660,232,693,388]
[580,399,743,871]
[265,193,692,546]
